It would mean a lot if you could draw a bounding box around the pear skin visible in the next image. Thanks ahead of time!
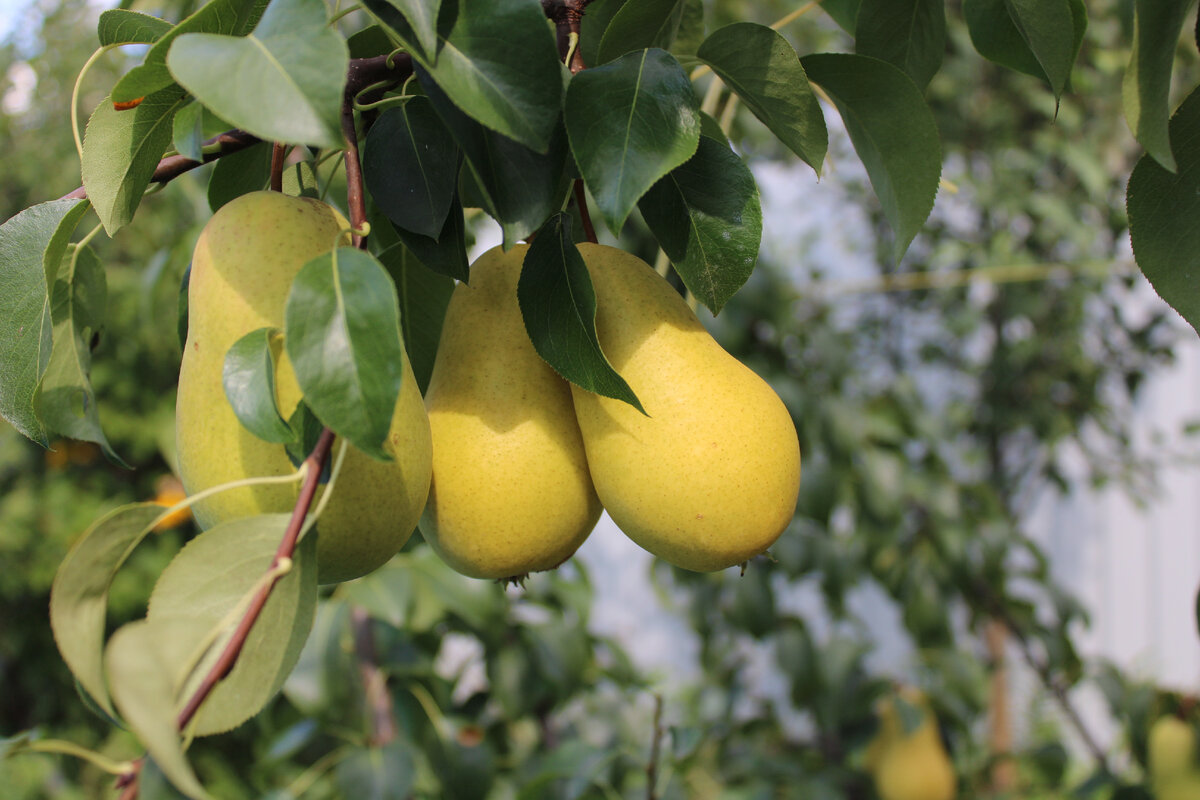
[570,243,800,572]
[869,690,956,800]
[421,244,601,579]
[176,191,432,583]
[1149,716,1200,800]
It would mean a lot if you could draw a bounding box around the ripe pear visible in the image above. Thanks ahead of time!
[1149,715,1200,800]
[867,689,956,800]
[420,245,601,579]
[569,244,800,572]
[176,190,432,583]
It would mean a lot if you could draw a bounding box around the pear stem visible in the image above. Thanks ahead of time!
[270,142,287,193]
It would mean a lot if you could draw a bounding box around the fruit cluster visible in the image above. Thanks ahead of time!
[177,192,801,583]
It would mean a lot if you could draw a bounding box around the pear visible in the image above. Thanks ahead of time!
[176,191,432,583]
[1149,716,1200,800]
[867,689,956,800]
[420,244,601,580]
[570,243,800,572]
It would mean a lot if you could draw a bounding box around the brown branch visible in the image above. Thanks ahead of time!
[270,143,286,193]
[58,54,413,203]
[341,91,368,250]
[175,428,336,730]
[351,606,398,747]
[573,180,597,243]
[646,694,664,800]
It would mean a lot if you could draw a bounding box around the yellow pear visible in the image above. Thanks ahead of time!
[868,690,956,800]
[420,244,601,579]
[569,243,800,572]
[176,190,432,583]
[1149,715,1200,800]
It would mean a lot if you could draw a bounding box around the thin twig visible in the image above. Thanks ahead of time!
[341,95,367,250]
[574,180,597,243]
[176,429,336,729]
[351,606,398,747]
[646,694,664,800]
[270,143,286,193]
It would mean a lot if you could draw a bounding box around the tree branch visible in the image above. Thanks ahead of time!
[351,606,398,747]
[646,694,664,800]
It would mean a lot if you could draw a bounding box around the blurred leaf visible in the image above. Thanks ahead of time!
[285,247,404,460]
[822,0,861,31]
[697,23,827,173]
[855,0,946,89]
[0,198,88,444]
[638,135,761,314]
[283,601,362,719]
[1122,0,1194,171]
[82,87,188,234]
[168,0,348,149]
[35,245,127,465]
[363,98,459,239]
[376,242,454,394]
[222,326,295,443]
[146,515,318,735]
[50,503,164,716]
[597,0,686,64]
[207,141,271,212]
[334,742,415,800]
[97,9,171,45]
[801,53,941,258]
[0,731,33,759]
[565,48,701,235]
[518,214,642,410]
[1128,86,1200,337]
[111,0,267,103]
[171,100,205,163]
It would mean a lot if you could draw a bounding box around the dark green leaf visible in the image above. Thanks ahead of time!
[964,0,1086,95]
[50,503,165,717]
[855,0,946,90]
[378,0,441,58]
[564,48,700,235]
[82,87,189,234]
[223,327,295,443]
[347,24,395,59]
[672,0,706,59]
[518,214,642,411]
[97,9,172,45]
[0,198,88,444]
[822,0,861,32]
[1123,0,1195,171]
[284,401,328,474]
[168,0,348,149]
[147,515,318,736]
[1002,0,1081,98]
[111,0,268,104]
[698,110,727,143]
[1128,86,1200,337]
[335,743,415,800]
[801,53,941,258]
[578,0,626,68]
[35,245,127,466]
[394,202,470,281]
[597,0,685,64]
[207,141,272,212]
[638,136,761,314]
[396,0,563,151]
[177,265,190,351]
[696,23,827,173]
[377,243,454,394]
[420,70,570,246]
[171,100,205,163]
[363,98,459,239]
[284,248,404,460]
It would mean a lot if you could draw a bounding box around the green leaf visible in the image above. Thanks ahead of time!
[854,0,946,90]
[1128,86,1200,337]
[223,327,295,443]
[0,731,33,760]
[376,242,454,394]
[0,198,88,444]
[375,0,441,58]
[282,160,320,198]
[822,0,862,32]
[409,0,563,152]
[1123,0,1196,172]
[106,618,214,800]
[420,70,570,246]
[346,548,501,630]
[1004,0,1082,98]
[964,0,1086,95]
[50,503,165,717]
[147,515,319,736]
[98,9,172,45]
[111,0,268,104]
[597,0,686,64]
[207,141,272,212]
[638,135,762,315]
[171,100,205,163]
[334,743,415,800]
[82,87,189,234]
[284,248,405,460]
[564,48,700,235]
[35,245,127,466]
[363,98,459,239]
[696,23,827,173]
[168,0,348,150]
[284,401,327,472]
[518,214,643,411]
[578,0,627,68]
[801,53,941,258]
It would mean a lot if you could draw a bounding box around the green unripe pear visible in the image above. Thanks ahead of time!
[420,245,601,579]
[867,689,957,800]
[1149,715,1200,800]
[176,191,432,583]
[570,244,800,571]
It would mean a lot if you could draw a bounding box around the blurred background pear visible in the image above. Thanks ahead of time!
[867,688,956,800]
